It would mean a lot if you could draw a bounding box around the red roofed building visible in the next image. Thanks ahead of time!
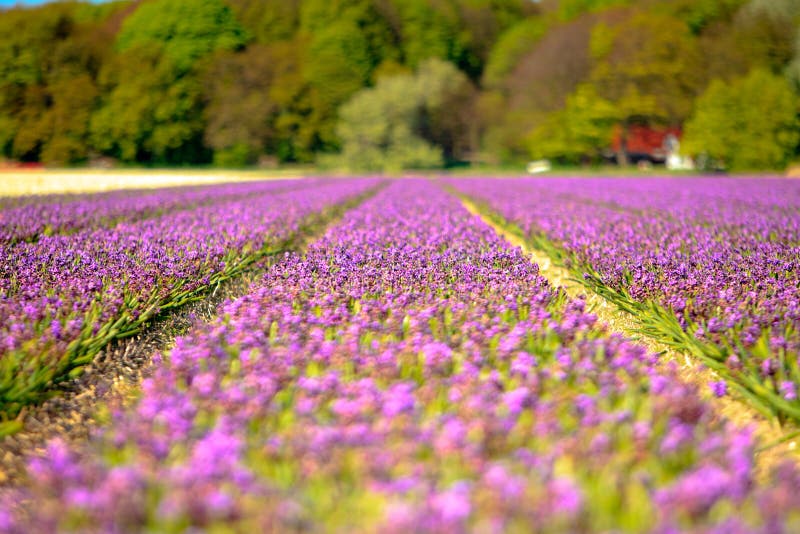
[610,124,681,165]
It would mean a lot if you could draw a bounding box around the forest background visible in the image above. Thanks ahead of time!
[1,0,799,172]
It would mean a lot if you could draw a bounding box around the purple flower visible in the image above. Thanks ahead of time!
[502,387,530,416]
[549,478,583,516]
[780,381,797,401]
[430,485,472,523]
[710,380,727,398]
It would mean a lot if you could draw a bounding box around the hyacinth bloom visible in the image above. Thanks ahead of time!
[2,179,799,532]
[451,177,800,422]
[0,178,377,421]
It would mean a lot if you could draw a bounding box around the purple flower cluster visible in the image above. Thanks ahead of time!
[4,180,799,532]
[451,177,800,420]
[0,178,377,418]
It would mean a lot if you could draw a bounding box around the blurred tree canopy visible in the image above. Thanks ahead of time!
[335,58,475,171]
[116,0,247,73]
[0,0,799,170]
[683,69,800,170]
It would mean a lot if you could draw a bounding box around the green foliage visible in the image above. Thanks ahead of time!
[202,45,278,160]
[660,0,748,34]
[391,0,460,68]
[336,58,477,171]
[90,45,206,163]
[733,0,800,74]
[212,143,254,167]
[297,0,398,151]
[70,0,131,24]
[527,84,618,163]
[483,17,548,87]
[415,57,477,161]
[0,3,78,86]
[589,11,702,123]
[40,74,99,165]
[336,71,441,172]
[303,20,374,108]
[683,69,800,170]
[0,113,14,156]
[556,0,631,21]
[116,0,247,73]
[226,0,300,43]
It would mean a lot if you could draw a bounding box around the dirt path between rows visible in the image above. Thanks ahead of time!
[460,197,800,480]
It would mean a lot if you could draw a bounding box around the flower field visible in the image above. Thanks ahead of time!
[450,178,800,424]
[0,179,376,427]
[1,177,799,532]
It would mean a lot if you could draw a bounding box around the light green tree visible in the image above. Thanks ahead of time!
[89,0,246,163]
[527,84,619,164]
[336,58,475,171]
[40,74,99,165]
[683,69,800,170]
[336,74,442,172]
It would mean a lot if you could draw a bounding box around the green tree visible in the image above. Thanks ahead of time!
[203,40,317,165]
[90,45,206,164]
[203,46,279,166]
[0,4,75,86]
[116,0,247,73]
[590,11,702,123]
[336,73,442,171]
[226,0,300,44]
[527,84,618,163]
[0,2,111,162]
[735,0,800,74]
[40,74,99,165]
[480,12,599,162]
[415,57,477,161]
[10,85,50,161]
[588,10,702,163]
[683,69,800,170]
[482,17,548,88]
[335,58,475,171]
[382,0,533,80]
[657,0,747,34]
[550,0,632,21]
[297,0,398,151]
[389,0,460,68]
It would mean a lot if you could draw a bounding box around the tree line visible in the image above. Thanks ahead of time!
[1,0,799,171]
